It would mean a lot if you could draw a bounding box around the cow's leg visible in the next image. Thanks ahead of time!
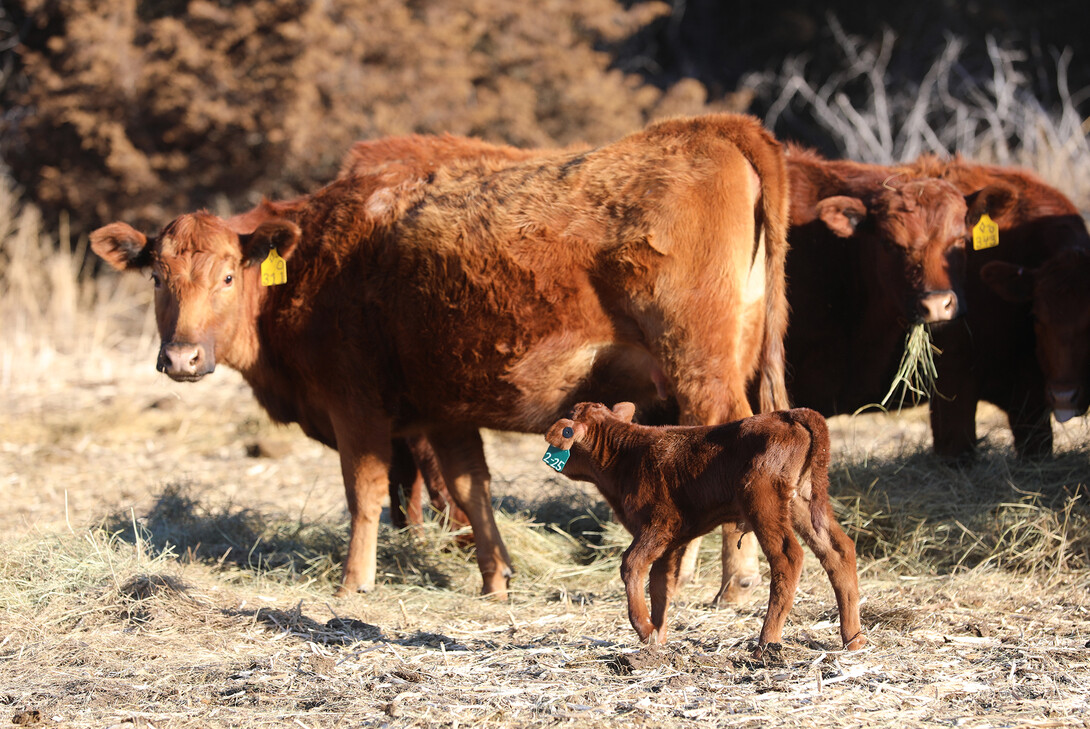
[930,322,979,458]
[332,417,394,596]
[712,527,762,606]
[427,427,513,598]
[406,434,472,533]
[1005,395,1053,459]
[648,544,685,644]
[676,539,701,587]
[791,500,866,651]
[387,437,422,529]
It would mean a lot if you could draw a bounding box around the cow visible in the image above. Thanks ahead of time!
[543,402,866,657]
[355,138,1011,607]
[906,156,1090,458]
[90,113,791,600]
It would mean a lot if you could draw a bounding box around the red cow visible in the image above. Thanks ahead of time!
[908,156,1090,457]
[544,402,866,656]
[352,138,1010,607]
[90,113,791,599]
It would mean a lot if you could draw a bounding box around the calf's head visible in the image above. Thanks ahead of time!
[545,402,637,450]
[815,180,1013,324]
[91,213,301,380]
[981,248,1090,422]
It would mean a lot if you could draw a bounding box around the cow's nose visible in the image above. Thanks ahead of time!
[158,342,206,379]
[917,290,958,323]
[1048,386,1078,407]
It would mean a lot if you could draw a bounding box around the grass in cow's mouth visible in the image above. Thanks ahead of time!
[879,322,939,411]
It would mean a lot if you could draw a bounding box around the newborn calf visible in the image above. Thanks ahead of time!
[544,402,865,656]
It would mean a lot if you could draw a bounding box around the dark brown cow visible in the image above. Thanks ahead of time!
[544,402,865,656]
[907,156,1090,457]
[780,145,1014,414]
[90,113,791,599]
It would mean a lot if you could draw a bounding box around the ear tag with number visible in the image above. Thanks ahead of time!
[542,445,570,473]
[972,214,999,251]
[261,248,287,286]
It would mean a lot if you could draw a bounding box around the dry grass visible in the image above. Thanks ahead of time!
[4,73,1090,728]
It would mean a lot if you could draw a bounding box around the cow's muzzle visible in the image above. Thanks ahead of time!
[916,290,959,323]
[157,342,215,381]
[1047,384,1085,423]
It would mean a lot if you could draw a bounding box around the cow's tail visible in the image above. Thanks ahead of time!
[793,408,831,535]
[730,117,791,414]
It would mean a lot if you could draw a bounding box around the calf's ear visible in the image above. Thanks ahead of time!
[965,184,1016,228]
[90,223,152,271]
[612,402,636,422]
[815,196,867,238]
[545,418,586,449]
[980,261,1034,303]
[240,220,302,266]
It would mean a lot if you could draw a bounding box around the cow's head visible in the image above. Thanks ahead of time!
[981,247,1090,422]
[815,180,1013,324]
[545,401,637,450]
[91,213,301,381]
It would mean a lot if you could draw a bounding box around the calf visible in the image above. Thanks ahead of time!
[544,402,865,657]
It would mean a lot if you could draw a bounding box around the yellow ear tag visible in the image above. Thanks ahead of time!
[972,214,999,251]
[260,248,287,286]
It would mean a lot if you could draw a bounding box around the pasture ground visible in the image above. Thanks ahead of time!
[2,346,1090,728]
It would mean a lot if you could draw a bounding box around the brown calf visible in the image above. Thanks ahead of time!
[90,113,791,599]
[544,402,865,656]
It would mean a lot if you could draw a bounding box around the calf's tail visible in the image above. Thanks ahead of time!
[793,408,832,535]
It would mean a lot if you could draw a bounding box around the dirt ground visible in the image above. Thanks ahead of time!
[2,346,1090,728]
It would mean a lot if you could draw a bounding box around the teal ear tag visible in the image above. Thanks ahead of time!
[542,445,570,473]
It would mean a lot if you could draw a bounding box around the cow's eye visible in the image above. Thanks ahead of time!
[151,273,162,288]
[224,274,234,286]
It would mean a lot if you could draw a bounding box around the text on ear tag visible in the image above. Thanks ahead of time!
[972,214,999,251]
[261,248,287,286]
[542,445,570,473]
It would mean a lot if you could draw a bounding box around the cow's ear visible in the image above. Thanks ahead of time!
[980,261,1034,303]
[612,402,636,422]
[90,222,152,271]
[240,220,302,266]
[965,184,1016,228]
[815,196,867,238]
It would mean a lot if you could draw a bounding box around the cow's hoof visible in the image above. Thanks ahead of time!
[710,573,762,607]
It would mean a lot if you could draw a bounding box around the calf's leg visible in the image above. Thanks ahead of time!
[648,545,685,644]
[750,517,804,657]
[792,499,866,651]
[620,534,670,643]
[428,427,513,598]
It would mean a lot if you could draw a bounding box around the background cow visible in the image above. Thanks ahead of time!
[90,114,791,600]
[908,156,1090,458]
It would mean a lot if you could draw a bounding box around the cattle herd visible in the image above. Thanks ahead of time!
[90,113,1090,655]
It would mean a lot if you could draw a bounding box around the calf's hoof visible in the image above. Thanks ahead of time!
[711,573,762,607]
[751,641,782,661]
[844,632,868,651]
